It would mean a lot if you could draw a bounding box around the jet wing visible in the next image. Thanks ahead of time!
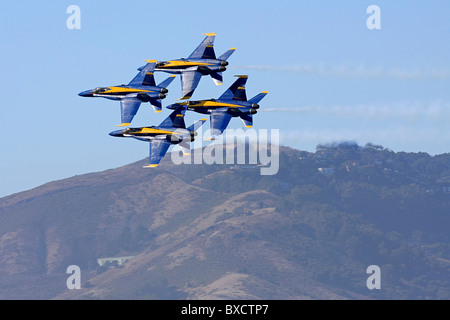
[210,108,233,137]
[188,33,216,60]
[144,138,172,168]
[180,70,203,100]
[119,97,142,126]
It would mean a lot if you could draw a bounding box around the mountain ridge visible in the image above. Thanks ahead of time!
[0,143,449,300]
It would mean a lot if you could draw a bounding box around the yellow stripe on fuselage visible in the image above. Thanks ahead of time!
[187,101,242,109]
[103,87,154,94]
[160,61,214,68]
[133,128,184,135]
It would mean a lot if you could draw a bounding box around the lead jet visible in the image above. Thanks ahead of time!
[150,33,236,100]
[167,75,267,139]
[79,60,176,126]
[109,105,206,168]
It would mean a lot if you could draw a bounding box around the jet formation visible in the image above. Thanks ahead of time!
[79,33,268,167]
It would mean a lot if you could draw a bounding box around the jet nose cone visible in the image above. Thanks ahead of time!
[78,90,91,97]
[109,130,123,137]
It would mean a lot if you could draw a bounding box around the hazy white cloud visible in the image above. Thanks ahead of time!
[278,123,450,155]
[231,64,450,80]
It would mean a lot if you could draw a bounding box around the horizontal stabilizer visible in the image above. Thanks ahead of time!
[149,99,162,113]
[218,48,236,61]
[178,141,191,155]
[240,114,253,128]
[158,75,176,89]
[210,72,223,86]
[248,91,268,104]
[187,118,207,132]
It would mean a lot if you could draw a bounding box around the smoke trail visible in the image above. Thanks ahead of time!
[261,100,450,121]
[230,64,450,80]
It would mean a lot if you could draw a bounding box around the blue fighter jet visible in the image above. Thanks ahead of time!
[149,33,236,100]
[109,106,206,167]
[79,60,176,126]
[167,75,267,139]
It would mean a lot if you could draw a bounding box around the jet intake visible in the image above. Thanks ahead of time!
[252,103,260,109]
[250,109,258,115]
[161,88,169,94]
[219,66,227,72]
[159,94,167,99]
[221,61,229,67]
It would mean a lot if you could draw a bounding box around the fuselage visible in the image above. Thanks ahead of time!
[155,59,228,74]
[168,99,259,116]
[109,126,195,143]
[79,85,167,101]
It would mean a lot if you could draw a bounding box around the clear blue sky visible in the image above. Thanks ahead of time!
[0,0,449,197]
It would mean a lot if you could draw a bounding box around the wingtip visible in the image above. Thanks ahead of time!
[235,75,249,79]
[203,32,216,36]
[261,91,269,94]
[117,123,131,127]
[143,164,159,168]
[144,59,157,63]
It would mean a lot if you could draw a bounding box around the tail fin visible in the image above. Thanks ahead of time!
[248,91,268,104]
[219,75,248,101]
[142,72,156,87]
[159,105,187,129]
[129,60,157,86]
[188,33,217,60]
[158,75,176,89]
[218,48,236,61]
